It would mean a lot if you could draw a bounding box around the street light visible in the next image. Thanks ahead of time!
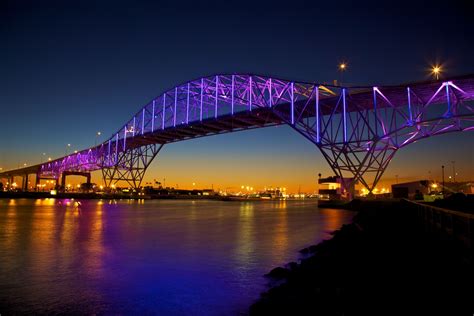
[451,160,456,182]
[338,62,347,71]
[431,64,442,80]
[441,165,445,195]
[95,131,101,147]
[66,143,71,156]
[338,61,347,86]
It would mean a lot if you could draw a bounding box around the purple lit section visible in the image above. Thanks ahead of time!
[316,86,320,143]
[231,75,234,115]
[342,88,347,142]
[445,82,452,117]
[249,76,253,112]
[215,75,218,118]
[373,87,378,136]
[200,78,203,121]
[269,78,272,107]
[141,109,145,135]
[174,87,177,127]
[151,100,155,132]
[123,127,127,150]
[407,87,413,125]
[115,133,118,162]
[186,83,190,124]
[290,82,294,125]
[162,93,166,130]
[108,140,111,162]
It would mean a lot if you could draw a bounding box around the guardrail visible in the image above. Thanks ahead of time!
[402,199,474,250]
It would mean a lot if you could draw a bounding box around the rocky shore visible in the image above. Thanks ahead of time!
[250,200,473,315]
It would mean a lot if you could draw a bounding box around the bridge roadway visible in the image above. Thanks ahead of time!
[1,74,473,193]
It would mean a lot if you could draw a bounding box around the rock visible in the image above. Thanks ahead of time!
[264,267,291,279]
[286,262,298,271]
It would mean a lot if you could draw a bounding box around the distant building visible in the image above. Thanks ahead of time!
[318,176,355,200]
[391,180,435,199]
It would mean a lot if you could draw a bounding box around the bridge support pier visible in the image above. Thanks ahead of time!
[102,143,164,189]
[22,174,28,191]
[317,139,398,197]
[61,171,91,191]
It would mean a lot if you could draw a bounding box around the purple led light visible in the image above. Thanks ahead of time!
[445,82,452,117]
[186,83,190,124]
[152,100,155,132]
[141,109,145,135]
[290,82,294,125]
[123,127,127,150]
[373,87,378,136]
[231,75,235,115]
[269,78,272,108]
[407,87,413,125]
[200,78,203,121]
[174,87,177,127]
[249,76,253,112]
[342,88,347,142]
[162,93,166,129]
[215,75,218,118]
[316,85,320,143]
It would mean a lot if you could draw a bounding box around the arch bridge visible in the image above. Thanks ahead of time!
[1,74,473,195]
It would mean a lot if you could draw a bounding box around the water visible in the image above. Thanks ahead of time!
[0,198,353,314]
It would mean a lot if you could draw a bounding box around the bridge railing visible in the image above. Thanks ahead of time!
[402,199,474,251]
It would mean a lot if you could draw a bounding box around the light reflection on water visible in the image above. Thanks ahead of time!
[0,198,353,314]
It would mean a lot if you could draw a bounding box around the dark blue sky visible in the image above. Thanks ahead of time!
[1,0,473,190]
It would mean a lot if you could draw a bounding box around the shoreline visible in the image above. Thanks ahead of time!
[250,200,473,315]
[0,191,319,202]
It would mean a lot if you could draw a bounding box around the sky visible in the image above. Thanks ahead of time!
[1,0,473,192]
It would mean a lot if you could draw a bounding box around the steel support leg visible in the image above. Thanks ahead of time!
[102,144,164,189]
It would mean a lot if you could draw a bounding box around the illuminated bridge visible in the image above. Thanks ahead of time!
[1,74,473,194]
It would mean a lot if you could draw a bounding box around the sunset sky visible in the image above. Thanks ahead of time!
[1,0,473,192]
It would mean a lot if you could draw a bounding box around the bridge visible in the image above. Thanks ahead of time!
[1,74,473,195]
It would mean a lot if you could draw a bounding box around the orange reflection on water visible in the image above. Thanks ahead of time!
[271,201,289,259]
[319,207,351,234]
[236,202,255,265]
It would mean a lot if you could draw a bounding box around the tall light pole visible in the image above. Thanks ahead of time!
[441,165,445,195]
[338,62,347,86]
[451,160,456,182]
[95,131,101,147]
[66,143,71,156]
[41,152,46,164]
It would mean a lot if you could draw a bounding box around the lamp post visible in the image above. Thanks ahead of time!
[95,131,101,147]
[441,165,445,195]
[451,160,456,182]
[338,62,347,86]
